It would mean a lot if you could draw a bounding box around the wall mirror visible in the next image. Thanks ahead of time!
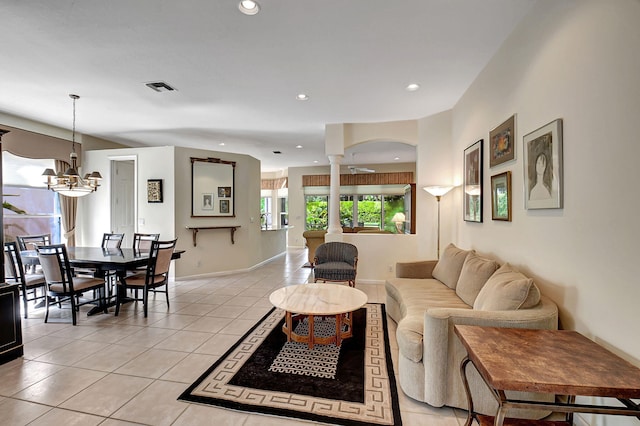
[191,157,236,217]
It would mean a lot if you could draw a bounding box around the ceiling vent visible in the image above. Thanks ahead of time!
[145,81,177,92]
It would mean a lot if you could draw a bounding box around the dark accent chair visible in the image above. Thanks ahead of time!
[115,239,177,317]
[4,241,46,318]
[36,244,107,325]
[313,242,358,287]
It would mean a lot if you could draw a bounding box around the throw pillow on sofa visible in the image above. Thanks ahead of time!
[455,252,499,306]
[473,263,541,310]
[432,243,472,289]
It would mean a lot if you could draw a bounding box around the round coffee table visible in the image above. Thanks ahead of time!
[269,283,368,349]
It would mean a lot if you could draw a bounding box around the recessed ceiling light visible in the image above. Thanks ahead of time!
[238,0,260,15]
[219,142,225,146]
[313,160,319,163]
[394,157,400,161]
[406,83,420,91]
[273,150,282,154]
[296,145,303,149]
[296,93,309,101]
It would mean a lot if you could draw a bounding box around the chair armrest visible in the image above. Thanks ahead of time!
[395,260,437,278]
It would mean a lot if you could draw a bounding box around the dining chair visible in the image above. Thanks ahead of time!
[36,244,107,325]
[115,239,177,317]
[132,233,160,252]
[16,234,51,273]
[313,242,359,287]
[4,241,47,318]
[102,232,125,249]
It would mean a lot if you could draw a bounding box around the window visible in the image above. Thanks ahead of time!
[260,196,272,229]
[2,153,62,244]
[279,197,288,226]
[305,195,328,230]
[305,192,407,233]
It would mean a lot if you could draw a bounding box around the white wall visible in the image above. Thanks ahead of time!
[174,146,264,278]
[81,145,274,278]
[79,146,176,246]
[444,2,640,424]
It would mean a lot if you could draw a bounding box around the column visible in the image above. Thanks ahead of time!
[326,154,343,240]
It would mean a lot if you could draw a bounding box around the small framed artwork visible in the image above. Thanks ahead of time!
[202,193,214,210]
[147,179,163,203]
[218,186,231,198]
[491,171,512,221]
[489,114,516,167]
[220,199,230,214]
[463,139,483,222]
[523,119,563,209]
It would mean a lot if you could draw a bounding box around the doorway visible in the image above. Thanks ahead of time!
[110,159,135,248]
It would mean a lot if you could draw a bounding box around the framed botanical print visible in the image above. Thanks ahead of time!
[489,114,516,167]
[147,179,163,203]
[463,139,483,222]
[491,171,512,221]
[523,119,563,209]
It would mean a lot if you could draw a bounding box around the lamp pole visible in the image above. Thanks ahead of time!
[423,185,454,260]
[435,195,442,259]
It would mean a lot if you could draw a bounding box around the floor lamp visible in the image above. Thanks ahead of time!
[423,185,453,259]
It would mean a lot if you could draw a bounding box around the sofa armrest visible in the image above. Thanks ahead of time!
[422,296,558,410]
[395,260,438,278]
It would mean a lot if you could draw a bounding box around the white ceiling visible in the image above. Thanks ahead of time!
[0,0,535,173]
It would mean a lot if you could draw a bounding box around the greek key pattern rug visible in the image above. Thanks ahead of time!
[179,303,402,426]
[268,317,341,379]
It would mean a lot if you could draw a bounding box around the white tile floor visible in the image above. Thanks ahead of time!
[0,248,466,426]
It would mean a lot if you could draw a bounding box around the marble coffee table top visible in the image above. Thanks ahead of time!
[269,283,367,315]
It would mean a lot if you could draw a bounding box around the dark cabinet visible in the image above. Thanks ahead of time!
[0,283,23,364]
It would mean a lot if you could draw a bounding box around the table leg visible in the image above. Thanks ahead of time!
[285,311,292,342]
[335,314,342,346]
[308,315,315,349]
[460,357,475,426]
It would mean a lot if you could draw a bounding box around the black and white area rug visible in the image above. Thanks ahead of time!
[179,303,402,426]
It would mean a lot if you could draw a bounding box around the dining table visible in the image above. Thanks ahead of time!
[20,246,185,316]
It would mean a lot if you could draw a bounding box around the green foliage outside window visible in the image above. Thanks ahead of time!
[305,196,328,230]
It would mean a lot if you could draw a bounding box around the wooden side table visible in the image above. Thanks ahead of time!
[454,325,640,426]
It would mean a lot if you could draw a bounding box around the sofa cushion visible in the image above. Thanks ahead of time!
[432,244,471,289]
[473,263,541,310]
[455,252,499,306]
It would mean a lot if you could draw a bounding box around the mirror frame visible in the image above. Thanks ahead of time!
[191,157,236,217]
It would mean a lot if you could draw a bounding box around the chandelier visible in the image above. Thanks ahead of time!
[42,94,102,197]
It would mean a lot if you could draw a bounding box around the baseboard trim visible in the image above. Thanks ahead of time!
[177,252,287,280]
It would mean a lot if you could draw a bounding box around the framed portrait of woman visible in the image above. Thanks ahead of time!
[463,139,483,222]
[523,119,563,209]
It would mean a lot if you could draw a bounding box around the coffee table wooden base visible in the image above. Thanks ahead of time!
[282,311,353,349]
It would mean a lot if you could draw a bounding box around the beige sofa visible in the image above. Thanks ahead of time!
[385,244,559,417]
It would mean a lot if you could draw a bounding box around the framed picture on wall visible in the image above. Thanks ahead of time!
[489,114,516,167]
[523,119,563,209]
[202,193,214,210]
[491,171,512,221]
[147,179,163,203]
[220,199,230,214]
[463,139,483,222]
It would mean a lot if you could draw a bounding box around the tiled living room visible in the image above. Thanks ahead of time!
[0,248,463,426]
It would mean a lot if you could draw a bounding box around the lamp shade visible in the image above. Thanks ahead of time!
[423,185,454,197]
[391,212,406,223]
